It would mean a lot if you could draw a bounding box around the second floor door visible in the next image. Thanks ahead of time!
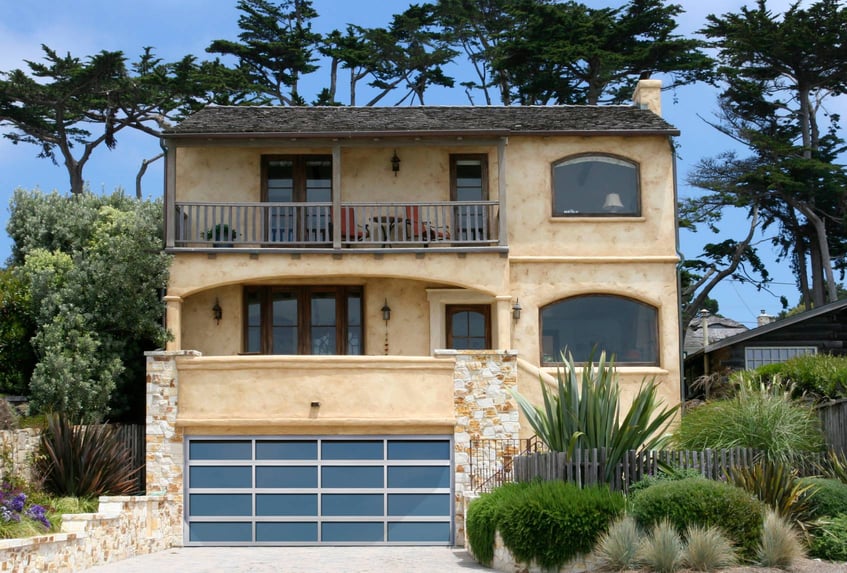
[263,155,332,243]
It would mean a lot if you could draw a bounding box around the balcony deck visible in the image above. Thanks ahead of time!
[169,201,502,251]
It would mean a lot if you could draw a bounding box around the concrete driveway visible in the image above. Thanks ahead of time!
[81,546,489,572]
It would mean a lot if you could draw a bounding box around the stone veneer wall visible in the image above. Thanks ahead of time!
[0,428,41,483]
[0,495,180,573]
[146,350,196,503]
[450,350,520,546]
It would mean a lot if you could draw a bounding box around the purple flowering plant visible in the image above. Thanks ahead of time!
[0,482,51,532]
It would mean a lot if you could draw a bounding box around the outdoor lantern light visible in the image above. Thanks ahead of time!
[381,299,392,321]
[512,299,522,320]
[212,298,223,324]
[391,150,401,175]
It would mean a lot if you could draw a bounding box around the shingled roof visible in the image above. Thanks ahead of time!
[164,105,679,138]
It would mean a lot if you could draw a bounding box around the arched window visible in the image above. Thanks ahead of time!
[540,295,658,365]
[552,155,640,216]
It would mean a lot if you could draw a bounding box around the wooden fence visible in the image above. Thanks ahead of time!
[511,447,825,493]
[817,399,847,454]
[115,424,146,494]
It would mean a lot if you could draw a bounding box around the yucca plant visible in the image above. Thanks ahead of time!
[37,413,141,497]
[822,449,847,485]
[511,351,678,483]
[727,459,816,534]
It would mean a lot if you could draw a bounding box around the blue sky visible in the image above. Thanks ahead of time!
[0,0,835,327]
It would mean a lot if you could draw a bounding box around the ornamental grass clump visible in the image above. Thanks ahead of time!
[511,351,677,483]
[593,515,642,571]
[673,374,824,463]
[727,460,816,533]
[757,509,804,569]
[637,518,684,573]
[682,524,737,571]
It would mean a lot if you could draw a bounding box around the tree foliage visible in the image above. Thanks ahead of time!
[0,46,250,197]
[7,189,170,423]
[688,0,847,313]
[0,269,37,396]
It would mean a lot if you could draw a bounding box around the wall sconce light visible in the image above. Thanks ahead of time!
[512,299,522,320]
[212,298,222,325]
[381,299,392,321]
[391,150,401,176]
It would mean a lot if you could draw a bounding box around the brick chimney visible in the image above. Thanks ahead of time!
[632,79,662,116]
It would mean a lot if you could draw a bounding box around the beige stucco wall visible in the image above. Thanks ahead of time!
[175,354,457,434]
[165,128,682,423]
[175,145,499,204]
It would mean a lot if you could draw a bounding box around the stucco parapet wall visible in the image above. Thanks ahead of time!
[145,350,202,358]
[509,255,680,264]
[174,354,457,372]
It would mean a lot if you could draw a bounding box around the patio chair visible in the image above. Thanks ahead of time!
[405,206,450,242]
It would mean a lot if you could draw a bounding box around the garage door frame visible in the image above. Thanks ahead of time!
[184,435,454,546]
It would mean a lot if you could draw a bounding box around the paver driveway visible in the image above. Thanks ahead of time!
[81,546,489,572]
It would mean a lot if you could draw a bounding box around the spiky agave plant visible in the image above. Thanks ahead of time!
[37,413,141,497]
[510,351,678,483]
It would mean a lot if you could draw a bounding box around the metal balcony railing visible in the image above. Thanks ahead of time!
[172,201,501,249]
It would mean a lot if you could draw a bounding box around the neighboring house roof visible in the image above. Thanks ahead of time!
[164,105,680,139]
[686,298,847,360]
[683,314,748,356]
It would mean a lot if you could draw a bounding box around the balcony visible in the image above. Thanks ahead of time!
[169,201,502,251]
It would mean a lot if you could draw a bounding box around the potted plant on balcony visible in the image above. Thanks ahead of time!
[205,223,237,247]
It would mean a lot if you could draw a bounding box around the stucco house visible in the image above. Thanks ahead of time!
[145,79,682,547]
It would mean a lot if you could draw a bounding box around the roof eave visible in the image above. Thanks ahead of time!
[162,128,680,140]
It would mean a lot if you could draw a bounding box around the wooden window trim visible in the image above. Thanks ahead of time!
[261,154,333,203]
[243,285,363,355]
[446,304,491,350]
[449,154,489,202]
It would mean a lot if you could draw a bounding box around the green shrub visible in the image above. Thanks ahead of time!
[809,514,847,562]
[467,480,624,570]
[682,524,737,571]
[638,519,684,573]
[754,354,847,399]
[629,467,705,496]
[629,477,765,558]
[757,509,804,568]
[799,477,847,519]
[466,483,520,566]
[673,375,825,462]
[593,515,642,571]
[37,413,141,497]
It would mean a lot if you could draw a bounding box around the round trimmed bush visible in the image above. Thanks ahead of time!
[629,477,765,558]
[800,477,847,519]
[466,480,624,570]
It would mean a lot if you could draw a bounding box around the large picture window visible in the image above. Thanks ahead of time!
[541,295,658,365]
[244,286,363,355]
[552,155,639,216]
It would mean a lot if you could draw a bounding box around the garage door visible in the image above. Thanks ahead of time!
[185,436,453,545]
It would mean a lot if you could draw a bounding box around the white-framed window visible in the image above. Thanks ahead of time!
[744,346,817,370]
[552,155,640,216]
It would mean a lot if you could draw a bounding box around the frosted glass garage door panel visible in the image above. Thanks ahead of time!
[256,466,318,488]
[322,494,383,516]
[387,440,451,460]
[256,494,317,516]
[322,522,384,542]
[322,440,383,460]
[387,494,450,516]
[387,466,450,488]
[256,440,317,460]
[190,494,252,516]
[189,440,252,460]
[190,466,252,488]
[388,522,451,543]
[256,522,318,542]
[189,522,253,543]
[322,466,383,488]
